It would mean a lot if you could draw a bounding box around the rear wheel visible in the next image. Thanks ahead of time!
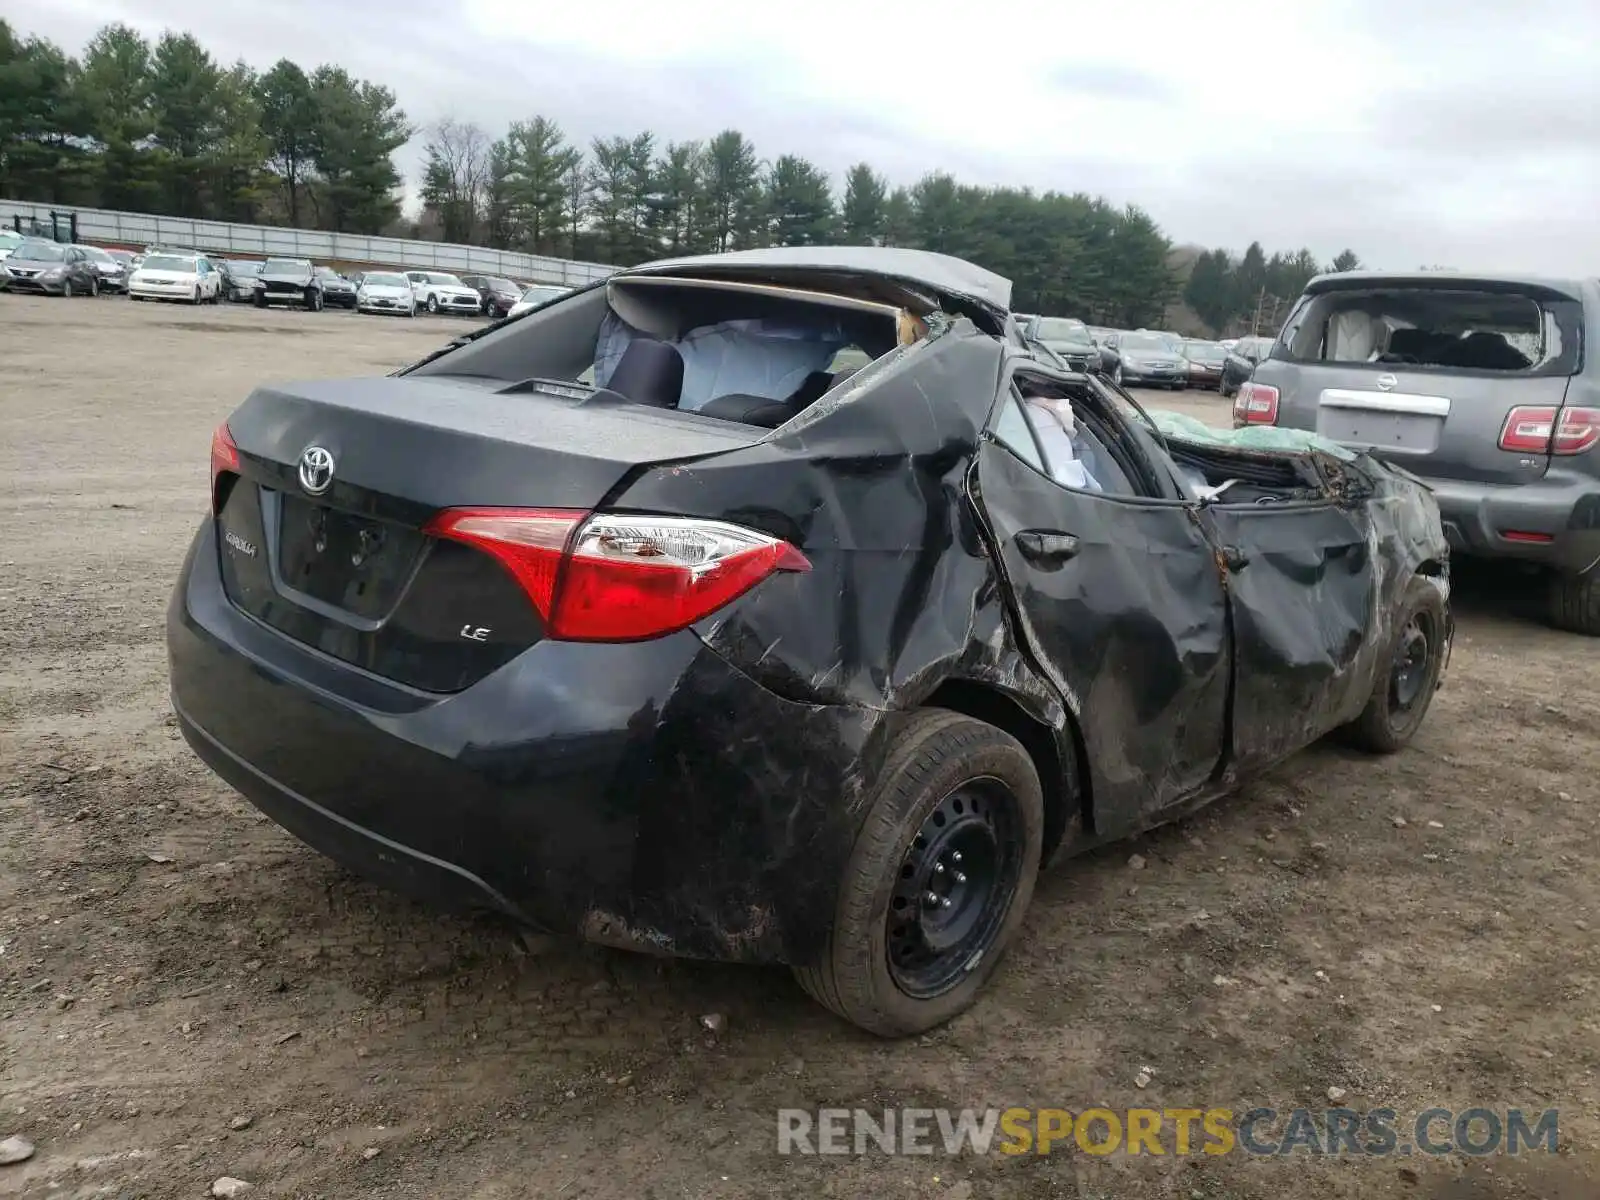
[1111,363,1123,386]
[1341,575,1449,753]
[426,294,440,314]
[793,710,1044,1037]
[1549,568,1600,636]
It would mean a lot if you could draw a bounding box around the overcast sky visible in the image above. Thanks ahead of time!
[17,0,1600,273]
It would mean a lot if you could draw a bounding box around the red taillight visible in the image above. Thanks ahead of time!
[1233,382,1279,425]
[210,422,239,510]
[423,508,812,642]
[1499,405,1600,455]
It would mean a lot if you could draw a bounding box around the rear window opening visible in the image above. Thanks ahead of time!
[404,275,934,427]
[1279,285,1582,377]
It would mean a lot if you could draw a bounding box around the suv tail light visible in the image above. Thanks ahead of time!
[424,508,812,642]
[1499,405,1600,456]
[1233,382,1279,425]
[210,422,239,510]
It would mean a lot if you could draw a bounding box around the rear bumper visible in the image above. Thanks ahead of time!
[1422,471,1600,576]
[167,521,876,965]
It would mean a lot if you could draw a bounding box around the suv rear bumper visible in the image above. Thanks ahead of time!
[1421,472,1600,576]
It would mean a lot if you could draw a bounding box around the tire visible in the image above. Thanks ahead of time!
[61,278,74,298]
[793,710,1045,1037]
[1341,575,1449,753]
[426,294,439,314]
[1549,568,1600,636]
[255,293,267,309]
[307,289,323,312]
[1111,363,1123,386]
[88,276,99,298]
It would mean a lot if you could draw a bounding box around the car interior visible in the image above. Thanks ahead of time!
[1005,371,1341,507]
[1280,287,1574,373]
[410,275,929,428]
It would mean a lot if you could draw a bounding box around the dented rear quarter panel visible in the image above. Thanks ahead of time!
[599,321,1450,961]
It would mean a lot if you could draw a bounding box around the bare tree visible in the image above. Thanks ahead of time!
[419,117,490,243]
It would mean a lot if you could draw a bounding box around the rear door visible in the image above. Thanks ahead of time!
[1263,280,1581,485]
[1198,497,1376,773]
[976,384,1231,836]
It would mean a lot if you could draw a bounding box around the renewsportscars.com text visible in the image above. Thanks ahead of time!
[776,1106,1559,1157]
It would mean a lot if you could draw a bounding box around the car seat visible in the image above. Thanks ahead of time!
[604,338,684,409]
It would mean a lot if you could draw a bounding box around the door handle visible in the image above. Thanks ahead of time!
[1015,530,1081,563]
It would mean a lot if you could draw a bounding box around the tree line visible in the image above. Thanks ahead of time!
[1,18,1364,330]
[0,21,408,233]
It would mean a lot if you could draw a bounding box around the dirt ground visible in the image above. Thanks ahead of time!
[1,295,1597,1200]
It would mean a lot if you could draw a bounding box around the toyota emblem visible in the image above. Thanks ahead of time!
[298,445,335,496]
[1376,373,1398,392]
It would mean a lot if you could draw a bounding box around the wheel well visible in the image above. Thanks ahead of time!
[1416,557,1446,579]
[922,679,1085,859]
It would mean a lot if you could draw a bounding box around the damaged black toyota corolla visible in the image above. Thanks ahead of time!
[167,246,1452,1037]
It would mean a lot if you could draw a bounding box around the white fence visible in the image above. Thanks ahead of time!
[0,200,618,287]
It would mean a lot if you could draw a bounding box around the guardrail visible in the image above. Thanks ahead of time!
[0,200,618,287]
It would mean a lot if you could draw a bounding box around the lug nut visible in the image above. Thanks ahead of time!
[953,871,967,885]
[940,898,952,909]
[933,862,945,874]
[950,851,963,864]
[924,891,940,906]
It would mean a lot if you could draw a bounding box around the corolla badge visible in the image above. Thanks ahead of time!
[298,445,335,495]
[1376,373,1398,392]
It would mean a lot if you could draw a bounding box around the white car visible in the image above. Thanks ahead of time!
[404,270,483,315]
[506,283,572,318]
[356,270,417,317]
[128,252,223,304]
[0,230,22,263]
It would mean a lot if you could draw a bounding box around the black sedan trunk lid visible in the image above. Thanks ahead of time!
[215,377,762,691]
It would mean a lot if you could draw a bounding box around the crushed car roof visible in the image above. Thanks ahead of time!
[621,246,1014,315]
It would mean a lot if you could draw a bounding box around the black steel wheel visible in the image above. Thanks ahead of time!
[886,777,1027,1000]
[793,709,1046,1037]
[1342,574,1449,753]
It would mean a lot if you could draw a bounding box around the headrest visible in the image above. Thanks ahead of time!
[606,338,684,409]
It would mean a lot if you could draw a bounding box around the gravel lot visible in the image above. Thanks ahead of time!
[2,295,1597,1200]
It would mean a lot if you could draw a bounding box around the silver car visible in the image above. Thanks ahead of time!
[1245,270,1600,636]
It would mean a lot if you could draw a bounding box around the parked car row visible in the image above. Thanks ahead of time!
[0,238,573,320]
[1016,315,1288,396]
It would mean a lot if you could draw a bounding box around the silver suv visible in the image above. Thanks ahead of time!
[1236,271,1599,636]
